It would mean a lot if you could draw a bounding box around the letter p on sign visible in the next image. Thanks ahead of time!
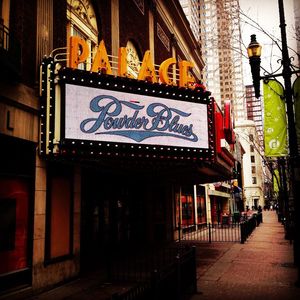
[69,36,89,69]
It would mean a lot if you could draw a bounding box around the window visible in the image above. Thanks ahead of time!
[250,145,254,152]
[126,40,141,78]
[196,186,206,224]
[180,186,195,227]
[0,179,30,274]
[251,155,255,163]
[252,177,257,184]
[45,164,73,262]
[67,0,98,70]
[252,166,256,174]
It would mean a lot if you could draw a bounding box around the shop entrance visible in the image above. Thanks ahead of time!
[80,168,147,272]
[211,196,229,224]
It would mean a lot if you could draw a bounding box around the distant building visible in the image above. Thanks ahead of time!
[199,0,245,123]
[235,120,264,209]
[245,85,264,152]
[179,0,201,42]
[294,0,300,60]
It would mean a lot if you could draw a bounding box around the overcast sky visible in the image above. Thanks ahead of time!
[239,0,297,85]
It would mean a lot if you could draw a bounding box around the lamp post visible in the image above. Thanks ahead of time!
[247,0,300,286]
[247,34,262,99]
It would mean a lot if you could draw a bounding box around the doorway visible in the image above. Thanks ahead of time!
[80,168,147,272]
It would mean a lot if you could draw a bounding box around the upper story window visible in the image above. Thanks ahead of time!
[126,40,141,79]
[67,0,98,70]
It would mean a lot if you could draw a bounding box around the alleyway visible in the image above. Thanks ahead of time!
[192,210,300,300]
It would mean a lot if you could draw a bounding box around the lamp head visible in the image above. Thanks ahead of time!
[247,34,262,58]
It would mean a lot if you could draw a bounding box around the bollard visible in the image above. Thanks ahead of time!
[151,269,159,300]
[240,222,245,244]
[176,255,182,300]
[192,246,197,294]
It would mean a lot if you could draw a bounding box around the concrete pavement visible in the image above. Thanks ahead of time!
[192,210,300,300]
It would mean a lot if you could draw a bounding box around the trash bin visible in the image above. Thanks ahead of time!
[222,215,229,225]
[233,212,240,223]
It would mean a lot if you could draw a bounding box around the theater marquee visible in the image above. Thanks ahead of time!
[39,58,214,161]
[64,84,208,149]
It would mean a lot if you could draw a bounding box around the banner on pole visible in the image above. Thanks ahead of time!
[263,80,288,157]
[293,77,300,156]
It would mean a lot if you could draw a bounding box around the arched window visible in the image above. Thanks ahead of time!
[0,0,10,49]
[126,40,141,79]
[0,0,10,27]
[67,0,98,70]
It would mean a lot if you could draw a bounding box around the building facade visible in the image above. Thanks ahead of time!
[235,120,264,210]
[0,0,236,294]
[245,84,264,152]
[199,0,245,123]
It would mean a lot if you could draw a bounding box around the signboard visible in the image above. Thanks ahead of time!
[64,83,208,149]
[39,58,215,161]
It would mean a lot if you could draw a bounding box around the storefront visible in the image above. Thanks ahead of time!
[79,167,174,270]
[0,0,237,293]
[177,185,207,231]
[208,188,231,224]
[0,135,35,292]
[37,41,221,272]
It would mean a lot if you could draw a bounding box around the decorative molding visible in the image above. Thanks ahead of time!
[157,23,170,52]
[67,0,97,32]
[36,0,53,66]
[132,0,144,15]
[126,41,141,78]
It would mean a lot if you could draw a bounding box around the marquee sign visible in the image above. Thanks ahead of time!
[64,84,208,149]
[39,58,215,161]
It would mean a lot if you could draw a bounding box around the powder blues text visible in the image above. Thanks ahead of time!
[80,95,199,143]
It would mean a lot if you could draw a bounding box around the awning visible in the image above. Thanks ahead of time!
[208,189,231,198]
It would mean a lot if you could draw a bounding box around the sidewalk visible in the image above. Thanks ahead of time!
[192,210,300,300]
[3,211,299,300]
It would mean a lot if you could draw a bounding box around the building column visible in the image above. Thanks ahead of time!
[149,6,154,63]
[193,185,198,227]
[32,153,47,288]
[111,0,119,75]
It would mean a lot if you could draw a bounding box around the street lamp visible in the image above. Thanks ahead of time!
[247,0,300,286]
[247,34,262,98]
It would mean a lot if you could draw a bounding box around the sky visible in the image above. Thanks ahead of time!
[239,0,297,85]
